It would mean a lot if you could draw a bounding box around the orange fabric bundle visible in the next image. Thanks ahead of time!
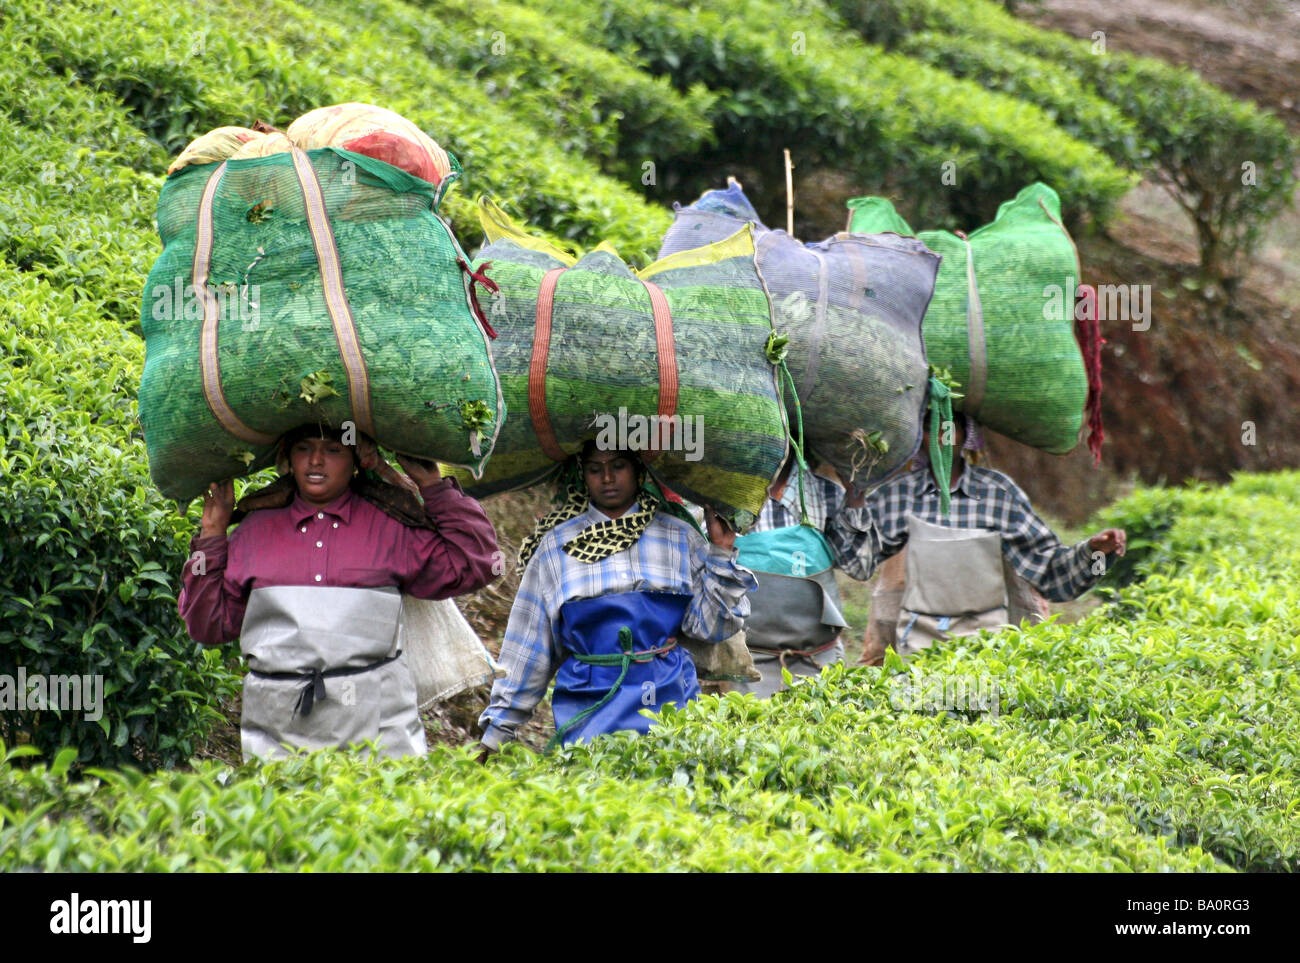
[166,126,262,174]
[165,105,451,187]
[286,103,451,185]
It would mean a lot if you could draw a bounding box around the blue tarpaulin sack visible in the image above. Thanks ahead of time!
[660,180,938,491]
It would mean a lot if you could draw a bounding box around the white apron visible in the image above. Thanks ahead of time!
[897,514,1010,657]
[238,585,426,760]
[400,596,505,709]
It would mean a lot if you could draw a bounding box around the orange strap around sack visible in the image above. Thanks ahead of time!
[641,279,678,463]
[528,268,569,461]
[290,148,376,440]
[528,269,679,463]
[195,162,277,446]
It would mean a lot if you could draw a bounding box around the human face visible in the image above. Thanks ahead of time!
[582,450,640,518]
[290,436,355,506]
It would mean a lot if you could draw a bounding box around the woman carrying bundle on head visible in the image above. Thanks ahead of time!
[848,406,1126,660]
[478,441,757,754]
[179,424,500,761]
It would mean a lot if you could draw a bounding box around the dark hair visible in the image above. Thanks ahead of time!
[280,424,364,467]
[579,440,645,481]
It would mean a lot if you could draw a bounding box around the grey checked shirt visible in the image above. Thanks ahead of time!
[856,465,1100,602]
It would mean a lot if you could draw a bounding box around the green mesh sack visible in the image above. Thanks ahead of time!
[847,183,1088,453]
[658,182,939,490]
[449,200,788,529]
[139,147,503,501]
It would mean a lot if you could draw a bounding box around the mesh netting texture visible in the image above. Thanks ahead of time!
[454,219,789,529]
[139,147,502,501]
[660,183,937,489]
[848,183,1088,453]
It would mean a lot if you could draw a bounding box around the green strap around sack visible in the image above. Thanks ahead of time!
[927,376,954,517]
[766,331,810,526]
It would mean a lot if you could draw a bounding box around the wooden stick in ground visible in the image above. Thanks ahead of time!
[784,148,794,235]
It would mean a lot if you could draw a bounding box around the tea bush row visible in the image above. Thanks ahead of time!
[0,263,243,769]
[539,0,1135,228]
[3,472,1295,870]
[401,0,718,177]
[10,0,673,259]
[828,0,1298,279]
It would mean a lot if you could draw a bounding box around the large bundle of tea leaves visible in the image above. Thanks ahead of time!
[139,142,502,501]
[847,183,1093,454]
[659,182,938,489]
[452,200,788,528]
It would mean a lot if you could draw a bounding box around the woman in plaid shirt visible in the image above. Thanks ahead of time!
[851,418,1126,656]
[479,444,756,751]
[725,452,875,696]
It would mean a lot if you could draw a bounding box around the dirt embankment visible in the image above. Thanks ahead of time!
[987,225,1300,525]
[987,0,1300,522]
[1029,0,1300,134]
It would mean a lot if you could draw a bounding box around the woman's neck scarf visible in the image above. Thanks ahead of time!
[516,460,702,575]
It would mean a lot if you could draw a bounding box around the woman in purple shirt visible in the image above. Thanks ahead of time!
[179,424,500,760]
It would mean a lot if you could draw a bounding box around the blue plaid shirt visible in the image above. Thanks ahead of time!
[479,501,757,748]
[750,465,877,581]
[856,465,1100,602]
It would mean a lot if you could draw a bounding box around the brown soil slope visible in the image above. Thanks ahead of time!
[972,0,1300,522]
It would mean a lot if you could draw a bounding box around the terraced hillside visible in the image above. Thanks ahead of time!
[1,0,1297,875]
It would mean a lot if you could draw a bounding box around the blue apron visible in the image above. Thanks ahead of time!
[551,591,696,747]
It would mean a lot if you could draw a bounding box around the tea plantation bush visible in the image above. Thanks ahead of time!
[541,0,1135,228]
[895,30,1144,170]
[9,0,673,259]
[4,0,1297,865]
[396,0,718,177]
[3,472,1296,871]
[0,32,243,768]
[0,264,242,770]
[0,31,165,320]
[830,0,1298,280]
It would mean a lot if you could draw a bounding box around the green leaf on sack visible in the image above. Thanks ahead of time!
[299,370,341,406]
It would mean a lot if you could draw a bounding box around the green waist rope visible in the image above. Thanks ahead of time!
[545,627,677,752]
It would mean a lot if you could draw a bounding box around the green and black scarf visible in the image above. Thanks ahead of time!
[516,460,703,575]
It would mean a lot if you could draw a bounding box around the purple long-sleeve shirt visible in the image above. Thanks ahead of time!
[179,478,500,647]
